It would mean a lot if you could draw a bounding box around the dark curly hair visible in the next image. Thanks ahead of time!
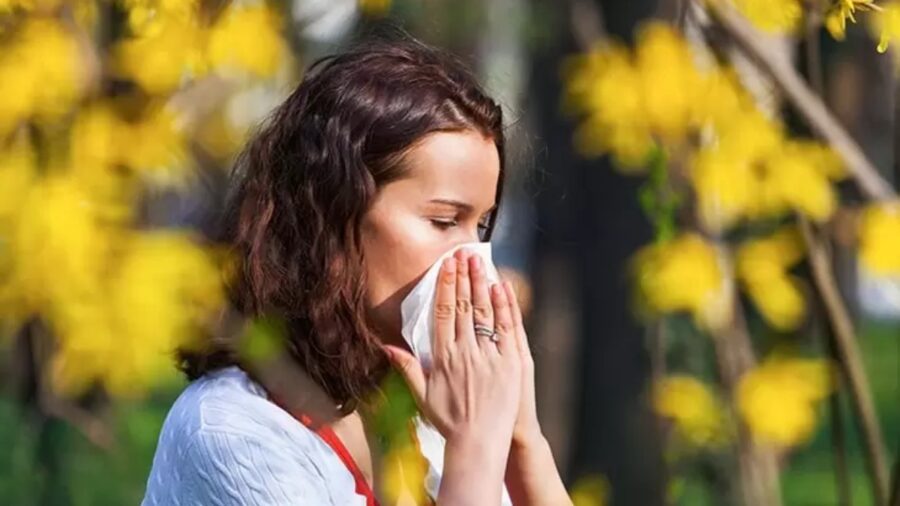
[179,36,506,413]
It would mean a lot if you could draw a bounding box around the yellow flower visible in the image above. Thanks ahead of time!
[736,227,807,331]
[635,23,704,142]
[826,0,881,41]
[119,0,199,36]
[103,232,224,396]
[0,18,87,135]
[693,68,749,129]
[48,298,118,395]
[859,201,900,275]
[737,355,832,447]
[122,104,190,186]
[691,144,760,232]
[0,138,36,324]
[653,375,728,447]
[70,101,190,188]
[761,141,842,222]
[0,61,36,137]
[0,137,36,227]
[690,110,784,231]
[732,0,803,33]
[50,231,224,397]
[68,103,138,205]
[113,14,207,94]
[717,109,784,162]
[692,110,841,230]
[562,43,654,169]
[380,441,428,506]
[634,234,734,331]
[207,4,287,79]
[570,474,610,506]
[9,176,109,314]
[0,0,29,12]
[870,1,900,52]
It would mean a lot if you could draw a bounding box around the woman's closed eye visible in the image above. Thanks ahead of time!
[430,218,457,230]
[429,216,491,232]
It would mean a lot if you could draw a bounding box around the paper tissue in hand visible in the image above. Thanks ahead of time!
[399,241,513,505]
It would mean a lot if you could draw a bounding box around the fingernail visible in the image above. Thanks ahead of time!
[470,255,481,272]
[443,257,456,272]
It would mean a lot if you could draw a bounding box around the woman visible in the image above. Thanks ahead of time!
[142,36,570,505]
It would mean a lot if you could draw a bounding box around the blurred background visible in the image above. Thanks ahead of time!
[0,0,897,505]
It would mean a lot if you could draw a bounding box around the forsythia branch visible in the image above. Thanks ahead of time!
[704,0,896,201]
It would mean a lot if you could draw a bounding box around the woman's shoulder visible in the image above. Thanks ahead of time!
[156,365,316,452]
[143,366,356,505]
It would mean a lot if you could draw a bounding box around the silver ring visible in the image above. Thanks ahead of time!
[474,324,499,343]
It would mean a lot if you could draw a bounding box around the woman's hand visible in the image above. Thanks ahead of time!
[384,248,522,445]
[383,249,523,504]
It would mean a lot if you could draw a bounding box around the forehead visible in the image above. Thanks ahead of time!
[398,130,500,206]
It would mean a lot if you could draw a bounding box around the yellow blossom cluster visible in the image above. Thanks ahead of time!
[737,355,833,447]
[112,0,289,94]
[566,23,848,336]
[736,227,808,331]
[633,226,816,332]
[0,17,88,138]
[730,0,898,55]
[48,233,225,396]
[563,23,844,233]
[562,23,746,171]
[692,124,845,232]
[633,233,734,331]
[0,1,293,397]
[825,0,881,40]
[653,358,832,451]
[653,375,729,448]
[0,150,226,396]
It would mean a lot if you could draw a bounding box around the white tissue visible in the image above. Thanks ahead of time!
[399,241,512,505]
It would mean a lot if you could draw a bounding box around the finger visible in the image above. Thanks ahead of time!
[503,280,532,360]
[454,249,476,347]
[383,345,427,406]
[433,257,457,357]
[469,254,495,345]
[491,283,517,357]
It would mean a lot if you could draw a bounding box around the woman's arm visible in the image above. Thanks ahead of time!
[501,281,572,506]
[505,433,571,506]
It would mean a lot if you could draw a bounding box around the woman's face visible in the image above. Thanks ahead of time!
[361,130,500,344]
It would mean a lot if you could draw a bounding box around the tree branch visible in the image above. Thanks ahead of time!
[798,218,891,505]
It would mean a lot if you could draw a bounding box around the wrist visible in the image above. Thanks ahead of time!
[445,430,510,470]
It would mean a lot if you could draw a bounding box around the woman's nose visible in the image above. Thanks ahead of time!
[459,229,480,245]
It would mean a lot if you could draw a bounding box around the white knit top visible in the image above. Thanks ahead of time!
[141,366,368,505]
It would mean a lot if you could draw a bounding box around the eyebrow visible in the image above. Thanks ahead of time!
[428,198,497,215]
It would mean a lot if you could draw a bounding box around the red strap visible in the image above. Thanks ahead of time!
[270,400,380,506]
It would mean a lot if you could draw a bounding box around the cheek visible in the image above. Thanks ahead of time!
[364,215,453,302]
[384,221,447,287]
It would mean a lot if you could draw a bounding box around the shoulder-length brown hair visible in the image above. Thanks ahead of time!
[180,36,506,412]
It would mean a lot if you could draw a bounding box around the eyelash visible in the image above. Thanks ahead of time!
[430,217,491,231]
